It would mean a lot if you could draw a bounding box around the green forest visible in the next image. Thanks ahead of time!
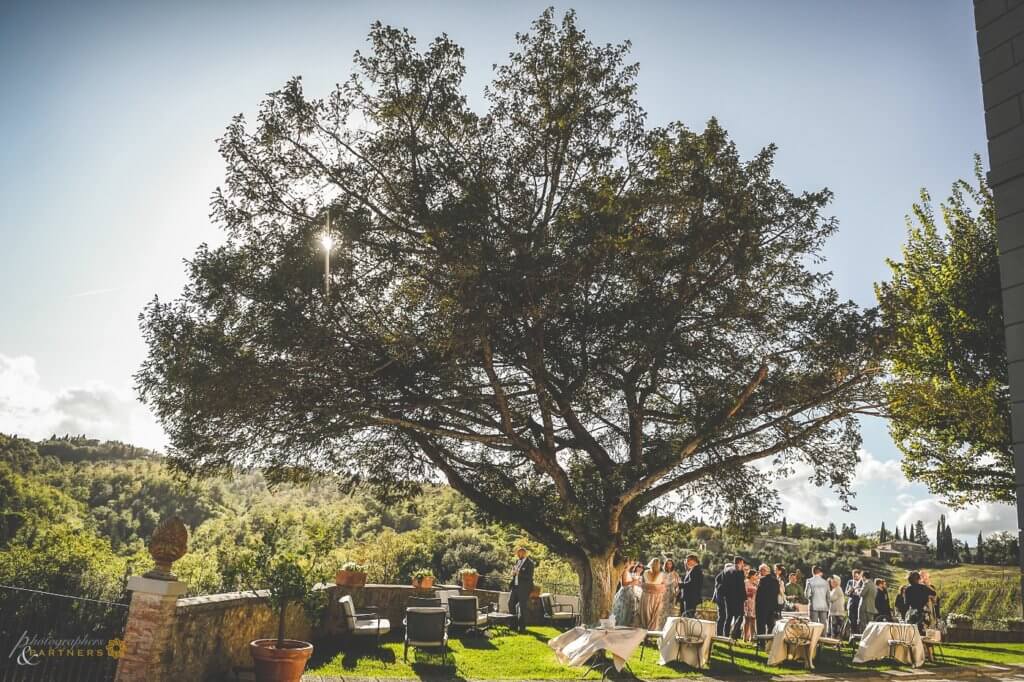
[1,433,1020,625]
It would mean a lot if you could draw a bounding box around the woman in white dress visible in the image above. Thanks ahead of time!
[639,558,667,631]
[661,559,681,624]
[827,575,847,637]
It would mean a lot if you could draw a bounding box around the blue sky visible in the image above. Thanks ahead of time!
[0,0,1012,540]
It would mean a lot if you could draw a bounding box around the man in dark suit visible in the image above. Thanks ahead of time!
[712,562,731,635]
[508,546,535,632]
[723,556,747,639]
[754,563,780,648]
[680,553,704,617]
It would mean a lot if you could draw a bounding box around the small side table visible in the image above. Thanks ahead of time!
[486,611,517,634]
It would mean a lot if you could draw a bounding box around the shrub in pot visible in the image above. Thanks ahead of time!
[335,561,368,587]
[412,568,435,589]
[458,566,478,591]
[250,553,317,682]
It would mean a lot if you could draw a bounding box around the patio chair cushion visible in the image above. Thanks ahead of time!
[353,618,391,635]
[548,611,576,620]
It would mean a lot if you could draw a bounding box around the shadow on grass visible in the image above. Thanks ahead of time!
[308,637,397,671]
[457,634,498,650]
[409,651,468,682]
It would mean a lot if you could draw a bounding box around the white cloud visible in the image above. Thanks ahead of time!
[896,497,1018,539]
[852,448,910,488]
[768,460,843,520]
[0,353,166,450]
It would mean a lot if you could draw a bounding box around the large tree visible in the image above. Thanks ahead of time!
[137,11,880,620]
[876,159,1013,506]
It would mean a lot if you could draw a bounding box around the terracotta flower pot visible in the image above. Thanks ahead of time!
[413,576,435,589]
[250,639,313,682]
[335,570,367,587]
[461,573,479,591]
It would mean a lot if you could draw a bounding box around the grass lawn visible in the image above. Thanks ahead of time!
[307,626,1024,679]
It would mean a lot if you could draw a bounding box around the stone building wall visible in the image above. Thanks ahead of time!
[975,0,1024,576]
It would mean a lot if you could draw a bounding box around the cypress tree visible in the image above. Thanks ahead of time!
[977,531,985,564]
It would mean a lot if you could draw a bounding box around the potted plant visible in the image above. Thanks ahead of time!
[412,568,435,589]
[458,566,479,591]
[249,553,316,682]
[335,561,367,588]
[695,599,718,622]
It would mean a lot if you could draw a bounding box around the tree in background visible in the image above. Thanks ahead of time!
[827,522,837,540]
[876,159,1012,507]
[136,11,881,621]
[781,518,788,537]
[894,525,901,541]
[914,520,929,546]
[879,522,888,543]
[977,531,986,564]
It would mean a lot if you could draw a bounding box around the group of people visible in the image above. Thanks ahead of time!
[610,554,706,631]
[845,568,939,635]
[608,552,940,642]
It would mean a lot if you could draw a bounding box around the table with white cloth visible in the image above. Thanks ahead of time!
[549,625,647,672]
[853,622,925,667]
[767,617,826,668]
[656,617,716,668]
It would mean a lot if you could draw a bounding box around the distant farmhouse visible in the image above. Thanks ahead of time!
[863,539,929,562]
[752,536,801,554]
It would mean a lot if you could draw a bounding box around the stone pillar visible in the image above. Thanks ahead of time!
[114,576,187,682]
[115,516,190,682]
[974,0,1024,616]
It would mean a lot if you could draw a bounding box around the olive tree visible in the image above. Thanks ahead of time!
[138,10,880,621]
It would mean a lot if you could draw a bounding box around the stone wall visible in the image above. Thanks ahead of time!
[319,583,544,635]
[164,590,313,682]
[119,582,547,682]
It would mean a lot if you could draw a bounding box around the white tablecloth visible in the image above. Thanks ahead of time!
[657,617,715,667]
[853,622,925,667]
[549,626,647,671]
[767,618,826,668]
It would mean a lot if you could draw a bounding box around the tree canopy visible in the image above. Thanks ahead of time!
[875,157,1012,507]
[137,10,881,618]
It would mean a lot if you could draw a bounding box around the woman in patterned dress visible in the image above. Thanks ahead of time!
[611,559,640,626]
[639,558,667,630]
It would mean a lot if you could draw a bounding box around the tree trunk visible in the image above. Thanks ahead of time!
[575,550,618,625]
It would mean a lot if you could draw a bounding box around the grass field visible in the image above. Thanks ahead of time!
[307,626,1024,679]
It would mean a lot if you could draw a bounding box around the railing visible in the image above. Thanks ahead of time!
[477,571,580,596]
[0,584,129,682]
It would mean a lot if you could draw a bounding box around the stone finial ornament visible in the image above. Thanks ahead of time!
[143,516,188,581]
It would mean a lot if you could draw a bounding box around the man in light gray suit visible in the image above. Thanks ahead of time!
[804,566,829,627]
[858,570,878,627]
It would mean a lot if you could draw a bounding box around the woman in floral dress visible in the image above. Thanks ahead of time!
[611,559,640,626]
